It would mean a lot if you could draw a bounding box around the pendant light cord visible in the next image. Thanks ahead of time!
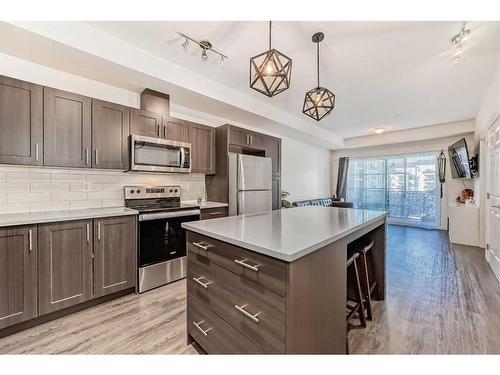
[269,21,272,50]
[316,40,320,88]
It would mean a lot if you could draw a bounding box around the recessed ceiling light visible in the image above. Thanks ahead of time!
[373,127,386,135]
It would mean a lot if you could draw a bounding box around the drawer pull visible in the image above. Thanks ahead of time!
[234,258,260,272]
[209,211,223,215]
[193,241,213,250]
[192,276,212,289]
[234,304,261,323]
[193,320,212,336]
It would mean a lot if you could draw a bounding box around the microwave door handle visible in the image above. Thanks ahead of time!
[180,147,185,167]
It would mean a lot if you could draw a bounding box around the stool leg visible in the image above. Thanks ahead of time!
[353,260,366,328]
[359,253,373,321]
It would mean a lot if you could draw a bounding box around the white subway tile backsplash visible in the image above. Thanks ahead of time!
[30,201,70,212]
[102,199,124,208]
[52,191,87,201]
[0,183,30,192]
[70,200,102,210]
[0,165,205,214]
[31,182,70,192]
[87,191,119,200]
[8,192,51,203]
[0,203,31,213]
[7,172,50,182]
[52,173,87,183]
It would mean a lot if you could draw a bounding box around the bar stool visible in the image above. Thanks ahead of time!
[357,240,376,321]
[346,253,366,328]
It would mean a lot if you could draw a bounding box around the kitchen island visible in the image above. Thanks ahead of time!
[182,206,387,354]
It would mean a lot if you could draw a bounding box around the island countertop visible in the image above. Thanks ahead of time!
[182,206,387,262]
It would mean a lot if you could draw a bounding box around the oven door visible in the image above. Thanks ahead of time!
[138,209,200,268]
[130,134,191,173]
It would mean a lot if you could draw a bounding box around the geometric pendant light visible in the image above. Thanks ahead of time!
[302,32,336,121]
[250,21,292,97]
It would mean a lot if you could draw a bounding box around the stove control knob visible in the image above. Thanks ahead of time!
[136,189,141,194]
[130,190,134,194]
[169,189,173,193]
[174,189,178,193]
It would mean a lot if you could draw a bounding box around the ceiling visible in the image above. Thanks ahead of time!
[86,21,500,138]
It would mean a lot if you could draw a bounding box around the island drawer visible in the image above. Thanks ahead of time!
[187,294,264,354]
[187,231,287,297]
[200,207,228,220]
[188,251,286,353]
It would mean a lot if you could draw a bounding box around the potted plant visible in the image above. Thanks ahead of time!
[281,191,294,208]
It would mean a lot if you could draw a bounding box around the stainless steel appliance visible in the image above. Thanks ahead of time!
[129,134,191,173]
[124,185,200,293]
[228,153,272,216]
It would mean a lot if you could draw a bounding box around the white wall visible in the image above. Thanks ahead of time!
[331,134,476,230]
[0,53,333,211]
[474,60,500,249]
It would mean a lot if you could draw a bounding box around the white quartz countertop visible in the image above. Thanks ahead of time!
[0,207,138,228]
[182,200,228,209]
[182,206,387,262]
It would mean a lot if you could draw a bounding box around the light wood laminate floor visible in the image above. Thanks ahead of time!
[0,225,499,354]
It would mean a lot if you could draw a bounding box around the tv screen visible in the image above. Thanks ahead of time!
[448,138,472,179]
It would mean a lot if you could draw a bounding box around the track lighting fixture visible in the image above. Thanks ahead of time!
[177,32,229,67]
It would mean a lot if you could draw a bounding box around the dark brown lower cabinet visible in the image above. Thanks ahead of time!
[93,216,136,298]
[200,207,228,220]
[0,226,37,329]
[38,220,93,315]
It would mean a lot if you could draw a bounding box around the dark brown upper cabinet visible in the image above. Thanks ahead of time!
[130,108,162,138]
[92,99,130,170]
[93,216,136,298]
[189,122,216,175]
[43,87,92,168]
[0,76,43,166]
[229,126,251,147]
[264,136,281,176]
[0,225,38,329]
[164,116,189,142]
[249,132,265,148]
[38,220,93,315]
[140,88,170,117]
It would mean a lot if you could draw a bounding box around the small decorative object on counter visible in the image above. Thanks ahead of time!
[457,188,474,204]
[281,191,294,208]
[437,150,446,198]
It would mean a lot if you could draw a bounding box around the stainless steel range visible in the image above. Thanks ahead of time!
[124,185,200,293]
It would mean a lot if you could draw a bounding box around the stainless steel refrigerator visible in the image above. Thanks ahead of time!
[228,153,272,216]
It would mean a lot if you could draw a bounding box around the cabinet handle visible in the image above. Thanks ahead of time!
[234,258,260,272]
[246,134,250,145]
[192,276,212,289]
[234,304,260,323]
[193,320,212,336]
[85,148,89,165]
[28,229,33,253]
[95,149,99,165]
[35,143,39,162]
[193,241,213,250]
[157,124,160,137]
[86,223,90,243]
[97,222,101,240]
[209,211,223,216]
[163,125,166,139]
[250,135,253,144]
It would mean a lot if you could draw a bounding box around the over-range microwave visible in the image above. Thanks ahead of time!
[129,134,191,173]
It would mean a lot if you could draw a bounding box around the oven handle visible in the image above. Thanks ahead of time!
[180,147,185,168]
[139,209,200,221]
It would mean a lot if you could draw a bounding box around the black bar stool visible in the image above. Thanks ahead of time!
[346,253,366,328]
[357,240,376,321]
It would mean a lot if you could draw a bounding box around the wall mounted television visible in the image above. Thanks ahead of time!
[448,138,474,179]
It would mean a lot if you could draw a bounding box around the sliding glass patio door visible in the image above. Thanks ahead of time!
[346,153,440,228]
